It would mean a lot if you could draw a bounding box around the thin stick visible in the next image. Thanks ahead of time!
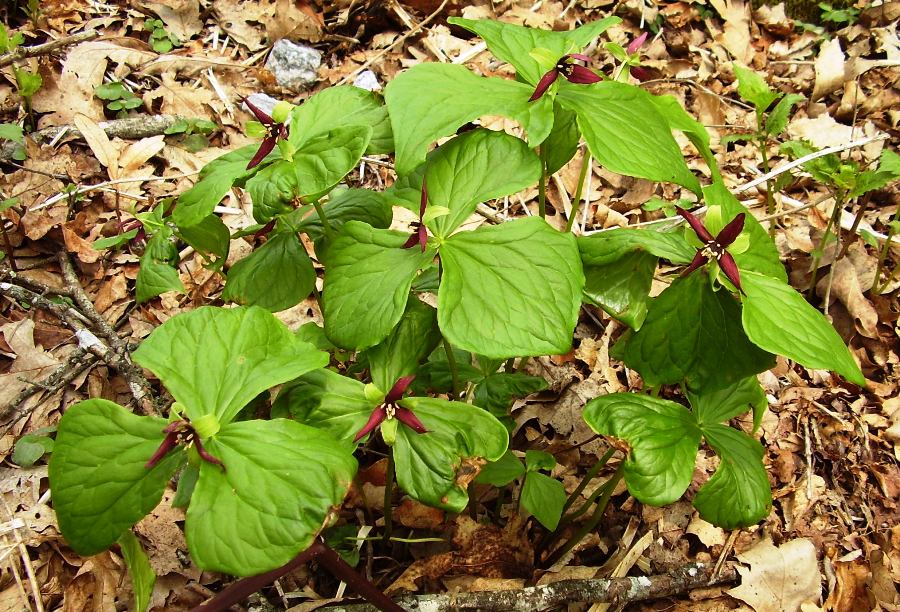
[336,0,450,86]
[0,30,98,68]
[32,171,199,212]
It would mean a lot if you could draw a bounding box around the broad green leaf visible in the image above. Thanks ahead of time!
[703,183,787,282]
[741,271,865,385]
[412,349,482,395]
[474,450,525,486]
[584,393,700,505]
[222,232,314,312]
[118,531,155,612]
[288,85,393,154]
[247,125,373,223]
[613,272,774,391]
[273,368,374,442]
[521,471,566,530]
[177,214,230,262]
[291,188,392,242]
[578,228,695,266]
[173,145,258,227]
[558,83,701,194]
[136,232,183,303]
[424,129,541,238]
[0,123,24,143]
[14,68,41,98]
[393,397,508,512]
[689,376,768,431]
[384,63,555,175]
[133,306,328,424]
[850,148,900,198]
[439,217,583,358]
[12,433,53,467]
[473,372,547,419]
[693,424,771,528]
[525,449,556,472]
[366,296,441,393]
[645,93,720,182]
[582,249,657,330]
[543,103,580,175]
[187,419,356,575]
[765,93,804,136]
[447,17,620,85]
[48,400,183,555]
[733,64,780,112]
[323,221,436,350]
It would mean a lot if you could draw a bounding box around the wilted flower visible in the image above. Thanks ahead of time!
[677,206,745,293]
[529,54,601,101]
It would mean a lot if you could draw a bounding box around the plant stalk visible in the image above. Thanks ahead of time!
[538,145,548,219]
[565,149,590,233]
[807,190,845,300]
[443,337,460,398]
[382,453,395,545]
[312,198,336,242]
[874,204,900,293]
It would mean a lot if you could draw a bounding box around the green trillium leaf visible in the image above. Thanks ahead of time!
[689,375,768,431]
[612,272,775,391]
[578,228,695,267]
[583,393,700,506]
[423,129,541,238]
[693,424,771,528]
[557,83,702,195]
[733,63,780,112]
[439,217,584,358]
[366,295,441,394]
[186,419,357,575]
[473,372,548,420]
[322,221,436,350]
[581,249,657,330]
[273,368,373,443]
[645,93,720,182]
[173,144,259,227]
[291,188,393,243]
[384,63,555,175]
[118,531,155,612]
[177,213,230,264]
[521,471,566,530]
[48,399,184,556]
[392,397,508,512]
[741,270,865,386]
[289,85,393,154]
[475,450,526,487]
[136,232,184,303]
[222,232,315,312]
[543,103,581,175]
[133,306,328,424]
[447,17,620,85]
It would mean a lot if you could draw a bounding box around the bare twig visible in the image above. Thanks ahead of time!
[0,30,98,69]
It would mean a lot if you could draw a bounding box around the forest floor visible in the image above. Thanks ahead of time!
[0,0,897,610]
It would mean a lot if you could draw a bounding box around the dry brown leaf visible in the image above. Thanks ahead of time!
[0,320,61,408]
[824,558,871,611]
[394,498,445,530]
[820,257,879,338]
[211,0,323,51]
[73,114,120,179]
[707,0,752,63]
[118,135,166,175]
[727,537,821,612]
[144,0,204,40]
[686,515,727,547]
[62,223,101,264]
[811,37,846,102]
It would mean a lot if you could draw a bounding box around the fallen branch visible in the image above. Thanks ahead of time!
[316,563,738,611]
[0,114,183,163]
[0,30,99,69]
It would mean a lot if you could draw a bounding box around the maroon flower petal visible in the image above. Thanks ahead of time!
[394,408,428,435]
[681,250,709,277]
[246,136,277,170]
[676,206,715,243]
[718,251,744,294]
[627,32,648,55]
[353,406,387,443]
[568,53,592,62]
[402,230,420,250]
[416,224,428,252]
[385,375,416,404]
[243,97,274,125]
[145,432,178,469]
[194,437,225,468]
[565,64,601,84]
[419,179,428,218]
[716,213,745,247]
[629,66,651,82]
[529,68,559,101]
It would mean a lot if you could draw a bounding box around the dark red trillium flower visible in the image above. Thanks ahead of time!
[402,180,428,252]
[676,206,745,293]
[529,54,601,101]
[626,33,651,82]
[244,98,289,170]
[145,420,224,470]
[353,375,428,443]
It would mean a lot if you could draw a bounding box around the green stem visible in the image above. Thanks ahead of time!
[758,133,775,220]
[565,149,590,233]
[541,464,624,568]
[382,453,395,545]
[516,355,531,373]
[443,338,460,399]
[561,448,613,515]
[311,198,335,242]
[538,145,548,219]
[874,204,900,293]
[807,190,845,300]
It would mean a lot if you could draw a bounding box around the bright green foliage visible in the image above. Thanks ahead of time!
[384,63,555,175]
[521,450,566,530]
[366,296,441,393]
[733,64,780,114]
[688,375,768,432]
[288,85,393,154]
[222,232,315,312]
[275,368,375,441]
[144,18,179,53]
[136,232,184,303]
[741,271,866,385]
[94,81,143,113]
[14,68,41,98]
[292,188,393,243]
[174,145,259,227]
[543,104,580,174]
[177,213,230,267]
[584,390,771,527]
[475,450,526,487]
[0,22,24,53]
[12,428,54,466]
[473,371,547,420]
[439,217,584,358]
[118,531,155,612]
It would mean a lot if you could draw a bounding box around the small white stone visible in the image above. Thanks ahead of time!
[265,39,321,90]
[242,92,281,118]
[75,329,103,350]
[353,69,381,91]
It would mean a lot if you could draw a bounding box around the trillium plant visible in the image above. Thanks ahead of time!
[49,15,882,611]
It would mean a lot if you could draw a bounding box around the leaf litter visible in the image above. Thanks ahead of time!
[0,0,898,610]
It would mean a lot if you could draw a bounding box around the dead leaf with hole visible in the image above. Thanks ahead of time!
[727,537,821,612]
[811,37,846,102]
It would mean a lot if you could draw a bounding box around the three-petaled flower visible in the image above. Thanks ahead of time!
[244,98,288,170]
[677,206,745,293]
[145,419,224,469]
[626,32,651,82]
[529,54,601,101]
[354,375,428,443]
[402,179,428,252]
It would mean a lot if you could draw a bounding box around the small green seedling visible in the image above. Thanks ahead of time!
[144,18,179,53]
[95,81,143,116]
[164,118,218,152]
